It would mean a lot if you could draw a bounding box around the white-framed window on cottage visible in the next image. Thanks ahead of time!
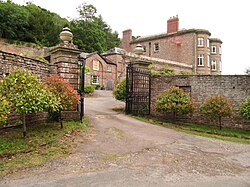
[207,38,210,48]
[198,54,204,66]
[154,43,159,52]
[211,46,217,54]
[198,37,204,47]
[107,66,112,72]
[212,60,216,71]
[93,60,100,70]
[207,55,210,67]
[92,75,99,84]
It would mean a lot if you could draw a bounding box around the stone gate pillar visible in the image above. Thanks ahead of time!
[49,27,82,90]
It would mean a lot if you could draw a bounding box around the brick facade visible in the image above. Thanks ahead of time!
[150,75,250,130]
[85,53,117,90]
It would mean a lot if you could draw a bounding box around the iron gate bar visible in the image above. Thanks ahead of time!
[125,63,151,115]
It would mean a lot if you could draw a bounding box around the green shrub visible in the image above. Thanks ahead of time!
[156,86,195,122]
[84,85,94,94]
[239,96,250,119]
[113,79,126,102]
[0,95,10,125]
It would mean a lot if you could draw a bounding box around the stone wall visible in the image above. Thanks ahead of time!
[151,75,250,130]
[0,38,46,57]
[0,50,50,79]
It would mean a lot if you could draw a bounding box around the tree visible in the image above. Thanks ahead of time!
[113,79,126,102]
[0,95,10,125]
[25,3,69,46]
[71,3,120,53]
[0,69,60,137]
[245,67,250,75]
[200,95,233,130]
[0,1,29,40]
[239,96,250,119]
[44,75,79,129]
[0,1,69,46]
[156,86,195,122]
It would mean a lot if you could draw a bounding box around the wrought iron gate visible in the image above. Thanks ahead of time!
[125,63,151,115]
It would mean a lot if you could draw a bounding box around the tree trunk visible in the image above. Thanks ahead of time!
[59,110,63,129]
[219,116,222,130]
[173,110,176,124]
[22,114,27,138]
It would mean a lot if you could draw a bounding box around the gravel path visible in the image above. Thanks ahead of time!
[1,90,250,187]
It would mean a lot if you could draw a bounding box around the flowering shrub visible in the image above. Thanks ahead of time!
[200,95,233,129]
[0,69,60,137]
[0,95,10,125]
[239,96,250,119]
[156,86,195,122]
[44,75,79,111]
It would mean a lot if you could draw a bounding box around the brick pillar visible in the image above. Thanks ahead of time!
[49,46,82,90]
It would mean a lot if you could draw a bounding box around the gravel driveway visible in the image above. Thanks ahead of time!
[1,90,250,187]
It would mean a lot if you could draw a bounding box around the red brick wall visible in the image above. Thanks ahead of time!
[131,32,196,67]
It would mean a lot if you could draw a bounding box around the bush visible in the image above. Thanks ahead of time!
[44,75,79,128]
[84,85,94,94]
[0,69,59,137]
[239,96,250,119]
[0,95,10,125]
[200,95,233,129]
[156,86,195,122]
[113,79,126,102]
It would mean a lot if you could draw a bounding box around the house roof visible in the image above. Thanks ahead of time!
[87,51,117,65]
[130,29,211,44]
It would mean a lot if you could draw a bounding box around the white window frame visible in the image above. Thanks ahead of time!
[207,38,210,48]
[93,60,100,71]
[212,60,216,71]
[198,37,204,47]
[154,43,159,52]
[107,66,112,72]
[211,46,217,54]
[207,55,210,67]
[92,75,99,84]
[198,54,204,66]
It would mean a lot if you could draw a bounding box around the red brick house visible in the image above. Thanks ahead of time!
[120,16,222,75]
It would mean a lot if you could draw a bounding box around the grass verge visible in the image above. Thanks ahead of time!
[0,119,89,176]
[132,116,250,144]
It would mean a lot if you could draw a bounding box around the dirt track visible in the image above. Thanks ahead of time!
[1,90,250,187]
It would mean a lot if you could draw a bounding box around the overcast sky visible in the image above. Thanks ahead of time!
[11,0,250,75]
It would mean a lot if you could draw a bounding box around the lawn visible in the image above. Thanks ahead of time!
[132,116,250,144]
[0,119,89,176]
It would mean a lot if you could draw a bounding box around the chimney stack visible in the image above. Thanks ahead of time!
[120,29,132,52]
[167,15,179,33]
